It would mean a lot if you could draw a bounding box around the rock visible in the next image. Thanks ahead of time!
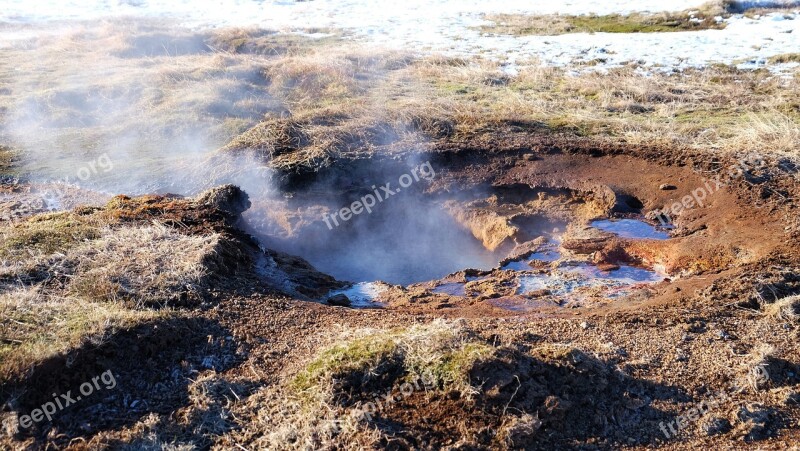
[783,389,800,405]
[503,237,548,263]
[580,321,590,330]
[659,183,677,190]
[195,185,251,217]
[498,413,541,447]
[735,404,774,441]
[485,76,510,86]
[444,201,519,251]
[327,293,351,307]
[596,263,621,271]
[701,417,732,436]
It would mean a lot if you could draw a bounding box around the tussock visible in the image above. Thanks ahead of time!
[67,223,221,307]
[228,320,493,450]
[0,285,165,384]
[766,294,800,321]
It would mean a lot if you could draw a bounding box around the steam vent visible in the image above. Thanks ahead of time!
[1,1,799,449]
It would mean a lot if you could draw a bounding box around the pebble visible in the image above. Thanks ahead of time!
[659,183,677,190]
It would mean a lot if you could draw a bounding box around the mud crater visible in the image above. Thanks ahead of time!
[244,153,702,310]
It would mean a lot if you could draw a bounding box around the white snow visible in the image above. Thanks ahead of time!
[0,0,798,71]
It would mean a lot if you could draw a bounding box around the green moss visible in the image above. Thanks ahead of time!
[439,82,476,95]
[423,342,493,387]
[481,11,726,36]
[291,335,400,394]
[0,213,100,259]
[568,13,725,34]
[291,322,499,409]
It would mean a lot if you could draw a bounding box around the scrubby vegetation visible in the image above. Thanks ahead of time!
[477,0,798,36]
[218,47,800,177]
[479,11,725,36]
[228,320,499,449]
[0,189,246,389]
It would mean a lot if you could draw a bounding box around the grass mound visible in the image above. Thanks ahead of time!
[478,1,799,36]
[67,224,221,307]
[229,320,494,449]
[0,188,250,392]
[0,212,100,261]
[227,319,688,449]
[0,286,165,385]
[481,11,726,36]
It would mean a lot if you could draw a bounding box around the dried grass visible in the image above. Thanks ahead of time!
[0,285,165,384]
[765,294,800,321]
[67,223,221,307]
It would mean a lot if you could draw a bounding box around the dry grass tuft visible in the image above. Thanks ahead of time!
[0,285,165,384]
[0,212,100,261]
[480,10,726,36]
[767,53,800,64]
[478,1,799,36]
[67,224,221,307]
[211,40,799,175]
[765,294,800,321]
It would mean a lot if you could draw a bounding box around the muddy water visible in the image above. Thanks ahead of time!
[590,219,670,240]
[329,217,671,309]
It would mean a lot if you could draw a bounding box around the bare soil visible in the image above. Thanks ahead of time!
[2,138,799,450]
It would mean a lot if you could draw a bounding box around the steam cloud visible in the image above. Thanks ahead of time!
[1,17,499,286]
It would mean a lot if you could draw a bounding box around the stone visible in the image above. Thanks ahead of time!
[701,417,732,436]
[327,294,351,307]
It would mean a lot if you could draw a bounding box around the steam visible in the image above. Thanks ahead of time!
[1,20,273,196]
[0,17,501,286]
[248,160,501,285]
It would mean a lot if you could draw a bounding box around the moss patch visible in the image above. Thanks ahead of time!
[480,11,726,36]
[291,321,494,402]
[291,334,400,395]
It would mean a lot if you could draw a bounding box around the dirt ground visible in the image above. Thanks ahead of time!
[1,137,799,450]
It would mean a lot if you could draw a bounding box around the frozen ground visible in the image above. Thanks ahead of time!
[0,0,798,72]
